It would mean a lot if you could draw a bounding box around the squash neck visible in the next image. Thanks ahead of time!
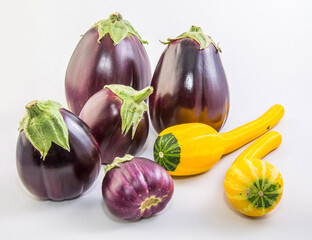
[221,104,284,154]
[234,131,282,163]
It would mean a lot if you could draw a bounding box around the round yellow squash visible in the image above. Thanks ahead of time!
[224,131,283,217]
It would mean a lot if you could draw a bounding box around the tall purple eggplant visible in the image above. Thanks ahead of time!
[16,100,101,201]
[79,84,153,164]
[149,26,229,133]
[102,155,174,221]
[65,12,151,115]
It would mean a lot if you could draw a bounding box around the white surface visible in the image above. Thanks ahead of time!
[1,0,312,239]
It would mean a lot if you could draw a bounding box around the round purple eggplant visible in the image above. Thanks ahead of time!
[79,84,153,164]
[65,12,151,115]
[149,26,230,133]
[16,100,101,201]
[102,155,174,221]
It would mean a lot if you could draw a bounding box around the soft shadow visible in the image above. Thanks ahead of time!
[222,191,268,221]
[101,200,159,224]
[171,170,209,180]
[100,200,133,224]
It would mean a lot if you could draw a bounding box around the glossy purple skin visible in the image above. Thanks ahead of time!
[65,28,151,115]
[149,38,230,133]
[102,157,174,221]
[16,109,102,201]
[79,88,149,164]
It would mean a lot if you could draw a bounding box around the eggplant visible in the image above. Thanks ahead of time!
[149,26,229,133]
[79,84,153,164]
[65,12,151,115]
[102,155,174,221]
[16,100,101,201]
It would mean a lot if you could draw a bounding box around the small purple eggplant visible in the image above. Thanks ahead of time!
[79,84,153,164]
[65,12,151,115]
[16,100,101,201]
[102,155,174,221]
[149,26,230,133]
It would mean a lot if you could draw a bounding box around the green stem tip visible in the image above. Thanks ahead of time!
[189,25,202,32]
[133,86,154,103]
[109,12,123,21]
[104,154,134,173]
[26,100,38,109]
[91,12,148,45]
[104,84,153,138]
[161,25,221,51]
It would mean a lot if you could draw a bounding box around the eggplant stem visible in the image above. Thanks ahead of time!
[109,12,123,21]
[26,100,38,109]
[133,86,154,104]
[189,25,202,32]
[104,154,134,173]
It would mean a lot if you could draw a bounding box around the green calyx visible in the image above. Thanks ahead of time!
[104,84,153,139]
[161,25,221,51]
[104,154,134,173]
[91,12,148,45]
[18,100,70,160]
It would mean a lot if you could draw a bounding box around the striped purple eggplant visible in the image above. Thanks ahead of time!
[65,12,151,115]
[16,100,101,201]
[102,155,174,221]
[149,26,229,133]
[79,84,153,164]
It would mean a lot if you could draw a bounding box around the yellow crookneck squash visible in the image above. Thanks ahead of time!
[153,104,284,176]
[224,131,283,217]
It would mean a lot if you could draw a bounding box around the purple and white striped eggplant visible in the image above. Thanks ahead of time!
[65,12,151,115]
[79,84,153,164]
[102,155,174,221]
[149,26,229,133]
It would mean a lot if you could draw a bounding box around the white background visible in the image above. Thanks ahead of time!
[1,0,312,239]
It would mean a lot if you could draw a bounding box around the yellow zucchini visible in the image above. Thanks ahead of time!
[153,104,284,176]
[224,131,283,217]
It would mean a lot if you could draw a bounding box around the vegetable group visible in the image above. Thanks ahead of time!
[224,131,283,217]
[102,155,174,220]
[149,26,229,133]
[65,12,151,115]
[154,104,284,176]
[79,84,153,164]
[16,12,287,221]
[16,100,101,201]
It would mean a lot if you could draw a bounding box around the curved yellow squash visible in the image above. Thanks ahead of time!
[224,131,283,217]
[153,104,284,176]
